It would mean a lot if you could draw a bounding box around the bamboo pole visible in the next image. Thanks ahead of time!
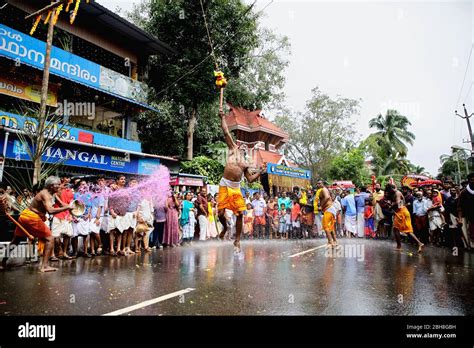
[5,213,34,240]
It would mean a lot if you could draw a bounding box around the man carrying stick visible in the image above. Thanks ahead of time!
[217,110,265,253]
[1,176,73,272]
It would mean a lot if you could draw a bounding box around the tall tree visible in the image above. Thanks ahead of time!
[410,164,428,176]
[275,87,360,181]
[438,149,472,181]
[328,148,371,187]
[362,109,416,176]
[224,27,291,111]
[368,109,415,157]
[129,0,259,160]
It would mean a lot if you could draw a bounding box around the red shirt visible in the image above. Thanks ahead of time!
[291,203,301,222]
[54,188,74,220]
[432,195,442,207]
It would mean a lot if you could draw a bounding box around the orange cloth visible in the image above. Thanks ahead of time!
[393,206,413,233]
[14,208,51,239]
[291,203,301,222]
[217,185,246,215]
[322,210,335,232]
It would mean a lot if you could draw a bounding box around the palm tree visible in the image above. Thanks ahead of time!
[368,109,415,157]
[411,164,428,175]
[381,153,411,175]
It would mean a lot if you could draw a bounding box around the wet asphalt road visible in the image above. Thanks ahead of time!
[1,239,473,316]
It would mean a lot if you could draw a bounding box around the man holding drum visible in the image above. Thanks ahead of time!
[1,176,74,272]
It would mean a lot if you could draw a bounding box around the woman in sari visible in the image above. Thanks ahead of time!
[163,192,180,247]
[207,194,218,239]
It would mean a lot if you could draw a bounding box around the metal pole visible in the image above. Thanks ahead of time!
[462,104,474,153]
[0,131,10,182]
[455,152,462,185]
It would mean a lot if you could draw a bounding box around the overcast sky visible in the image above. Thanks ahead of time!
[98,0,473,176]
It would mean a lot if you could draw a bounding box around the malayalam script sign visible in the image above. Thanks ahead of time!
[0,24,148,105]
[0,110,141,152]
[0,24,100,87]
[0,77,58,107]
[267,163,311,179]
[2,136,160,176]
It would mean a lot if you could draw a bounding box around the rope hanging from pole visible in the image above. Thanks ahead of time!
[199,0,227,112]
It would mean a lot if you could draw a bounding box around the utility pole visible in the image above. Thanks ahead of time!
[455,104,474,155]
[454,152,462,185]
[24,0,71,185]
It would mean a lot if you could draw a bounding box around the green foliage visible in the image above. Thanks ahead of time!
[438,150,472,181]
[241,180,262,190]
[180,156,224,185]
[137,100,186,156]
[328,148,371,187]
[368,109,415,157]
[275,87,361,181]
[193,101,227,158]
[143,0,258,109]
[225,27,291,110]
[127,1,290,158]
[199,140,227,166]
[363,109,417,176]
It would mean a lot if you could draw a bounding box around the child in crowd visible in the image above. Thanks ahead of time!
[243,203,254,239]
[291,198,301,239]
[284,208,292,239]
[332,195,343,238]
[300,205,313,239]
[364,199,375,238]
[278,203,287,239]
[431,189,446,227]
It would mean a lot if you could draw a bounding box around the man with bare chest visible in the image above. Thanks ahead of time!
[385,184,424,253]
[217,110,265,253]
[1,176,73,272]
[316,181,338,247]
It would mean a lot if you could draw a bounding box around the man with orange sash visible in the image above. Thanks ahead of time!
[385,183,424,253]
[316,181,338,247]
[1,176,73,272]
[217,110,265,253]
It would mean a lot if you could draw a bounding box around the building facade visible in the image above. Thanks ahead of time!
[0,0,179,183]
[224,104,311,193]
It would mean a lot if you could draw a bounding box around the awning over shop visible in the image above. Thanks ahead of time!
[170,173,207,187]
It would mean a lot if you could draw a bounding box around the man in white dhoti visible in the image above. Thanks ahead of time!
[341,189,357,237]
[355,187,370,238]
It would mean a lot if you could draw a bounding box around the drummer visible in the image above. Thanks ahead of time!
[1,176,73,272]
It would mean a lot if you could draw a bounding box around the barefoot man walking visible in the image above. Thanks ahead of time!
[316,181,338,247]
[217,110,265,253]
[385,183,424,253]
[1,176,73,272]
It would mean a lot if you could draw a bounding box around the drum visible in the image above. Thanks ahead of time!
[70,200,85,217]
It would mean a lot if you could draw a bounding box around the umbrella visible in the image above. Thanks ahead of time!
[411,180,442,187]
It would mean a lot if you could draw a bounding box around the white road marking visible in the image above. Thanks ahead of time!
[288,244,327,258]
[103,288,195,316]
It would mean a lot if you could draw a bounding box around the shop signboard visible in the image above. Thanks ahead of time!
[0,24,148,105]
[266,163,311,179]
[1,135,157,175]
